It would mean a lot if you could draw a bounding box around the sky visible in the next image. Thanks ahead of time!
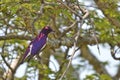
[1,0,120,80]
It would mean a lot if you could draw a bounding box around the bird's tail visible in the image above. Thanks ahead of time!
[19,55,26,64]
[20,55,33,64]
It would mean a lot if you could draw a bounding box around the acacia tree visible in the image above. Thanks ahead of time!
[0,0,120,80]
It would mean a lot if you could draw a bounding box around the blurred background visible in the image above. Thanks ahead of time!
[0,0,120,80]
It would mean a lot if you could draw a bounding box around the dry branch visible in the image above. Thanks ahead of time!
[56,1,89,79]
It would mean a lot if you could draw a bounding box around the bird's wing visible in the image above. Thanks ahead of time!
[38,43,47,56]
[31,34,47,55]
[20,33,47,64]
[20,42,33,64]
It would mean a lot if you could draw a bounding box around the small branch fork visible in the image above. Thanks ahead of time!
[57,1,89,80]
[59,27,80,80]
[1,28,22,80]
[1,41,13,80]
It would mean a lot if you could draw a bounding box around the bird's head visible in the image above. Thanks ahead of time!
[41,26,54,35]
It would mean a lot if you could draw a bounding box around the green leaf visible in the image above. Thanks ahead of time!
[100,74,112,80]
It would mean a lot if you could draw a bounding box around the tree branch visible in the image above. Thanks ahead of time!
[81,45,111,77]
[59,26,80,80]
[0,33,101,49]
[59,4,89,78]
[1,41,13,72]
[57,0,83,19]
[0,35,32,40]
[110,47,120,60]
[59,21,77,38]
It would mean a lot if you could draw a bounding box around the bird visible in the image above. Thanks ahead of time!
[20,26,53,64]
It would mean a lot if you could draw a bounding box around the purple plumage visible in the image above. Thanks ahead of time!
[20,26,53,64]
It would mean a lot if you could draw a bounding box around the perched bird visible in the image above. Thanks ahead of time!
[20,26,53,64]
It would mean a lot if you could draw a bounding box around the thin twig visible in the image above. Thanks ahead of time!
[89,18,101,54]
[1,41,14,80]
[57,0,82,19]
[111,47,120,60]
[1,41,13,72]
[74,2,89,19]
[59,21,77,38]
[59,19,84,80]
[1,28,14,80]
[109,29,120,60]
[58,1,89,79]
[55,47,70,79]
[59,31,79,80]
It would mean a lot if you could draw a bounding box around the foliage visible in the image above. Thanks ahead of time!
[0,0,120,80]
[84,74,112,80]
